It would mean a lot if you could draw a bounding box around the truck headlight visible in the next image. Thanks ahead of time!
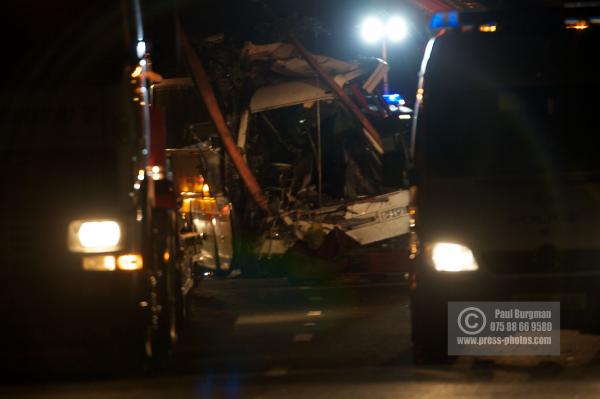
[431,242,479,272]
[68,220,122,253]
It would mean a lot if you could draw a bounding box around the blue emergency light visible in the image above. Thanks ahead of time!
[430,11,460,29]
[382,93,406,112]
[382,93,405,106]
[431,6,600,31]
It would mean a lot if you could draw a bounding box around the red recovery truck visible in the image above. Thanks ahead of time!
[0,2,196,372]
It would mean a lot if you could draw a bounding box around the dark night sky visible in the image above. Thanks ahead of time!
[1,1,577,95]
[2,0,128,88]
[3,0,431,100]
[168,0,432,101]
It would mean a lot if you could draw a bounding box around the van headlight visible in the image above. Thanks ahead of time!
[68,220,122,253]
[431,242,479,272]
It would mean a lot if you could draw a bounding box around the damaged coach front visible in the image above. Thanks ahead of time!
[170,32,413,280]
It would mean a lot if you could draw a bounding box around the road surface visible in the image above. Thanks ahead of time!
[3,274,600,398]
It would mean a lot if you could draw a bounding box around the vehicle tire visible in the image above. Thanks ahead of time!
[142,275,174,363]
[241,257,261,278]
[236,239,261,278]
[144,210,182,364]
[412,337,451,365]
[174,267,192,328]
[411,295,454,365]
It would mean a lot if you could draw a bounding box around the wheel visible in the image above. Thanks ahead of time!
[164,228,181,348]
[240,257,261,278]
[412,337,451,365]
[174,261,193,329]
[236,239,261,278]
[143,209,183,363]
[142,274,173,363]
[411,293,454,365]
[411,321,452,364]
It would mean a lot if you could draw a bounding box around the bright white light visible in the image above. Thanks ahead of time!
[361,17,385,43]
[431,243,479,272]
[151,165,163,181]
[136,41,146,58]
[386,17,408,42]
[78,221,121,249]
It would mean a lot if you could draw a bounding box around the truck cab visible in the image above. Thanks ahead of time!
[0,16,194,374]
[409,6,600,361]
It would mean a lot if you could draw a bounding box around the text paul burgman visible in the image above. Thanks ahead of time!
[495,309,552,320]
